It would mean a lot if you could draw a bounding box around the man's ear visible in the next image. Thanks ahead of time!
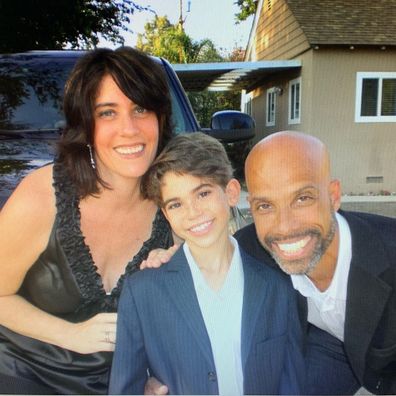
[225,178,241,207]
[329,179,341,211]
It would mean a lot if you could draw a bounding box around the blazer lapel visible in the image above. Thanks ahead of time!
[164,248,214,366]
[240,249,269,370]
[342,211,392,380]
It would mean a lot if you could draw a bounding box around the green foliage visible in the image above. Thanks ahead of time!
[187,91,241,127]
[136,16,223,64]
[187,46,245,127]
[137,16,189,63]
[234,0,258,22]
[137,15,243,127]
[0,0,147,52]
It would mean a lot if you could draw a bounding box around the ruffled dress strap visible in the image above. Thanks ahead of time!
[52,159,107,312]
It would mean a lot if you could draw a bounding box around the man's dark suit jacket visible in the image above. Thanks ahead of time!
[109,245,305,395]
[235,210,396,394]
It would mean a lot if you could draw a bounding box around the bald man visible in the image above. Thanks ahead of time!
[235,131,396,395]
[144,131,396,395]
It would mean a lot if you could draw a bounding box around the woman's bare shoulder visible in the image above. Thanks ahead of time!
[0,165,57,292]
[1,164,56,230]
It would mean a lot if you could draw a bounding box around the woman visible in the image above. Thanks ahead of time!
[0,47,174,394]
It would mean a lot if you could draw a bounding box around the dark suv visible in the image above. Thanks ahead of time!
[0,51,254,207]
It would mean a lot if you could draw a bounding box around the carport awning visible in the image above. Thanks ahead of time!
[172,60,301,92]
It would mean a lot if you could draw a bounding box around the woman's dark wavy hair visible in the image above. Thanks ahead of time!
[58,46,173,198]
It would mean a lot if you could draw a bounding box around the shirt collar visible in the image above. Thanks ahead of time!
[183,236,243,294]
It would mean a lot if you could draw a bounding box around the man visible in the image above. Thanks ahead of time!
[235,131,396,394]
[144,131,396,395]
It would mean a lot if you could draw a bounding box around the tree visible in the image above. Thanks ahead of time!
[187,47,245,127]
[234,0,258,22]
[137,15,241,127]
[136,16,223,64]
[0,0,148,52]
[137,16,191,63]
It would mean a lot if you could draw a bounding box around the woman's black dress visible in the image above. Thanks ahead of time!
[0,161,173,394]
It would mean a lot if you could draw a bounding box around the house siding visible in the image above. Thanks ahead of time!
[249,50,312,141]
[252,0,310,61]
[246,0,396,195]
[309,48,396,194]
[249,48,396,194]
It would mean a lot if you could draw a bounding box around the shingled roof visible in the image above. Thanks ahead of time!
[286,0,396,46]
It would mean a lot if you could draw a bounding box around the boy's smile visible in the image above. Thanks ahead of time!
[188,219,214,235]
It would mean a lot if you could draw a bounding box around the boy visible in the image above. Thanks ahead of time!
[109,133,305,395]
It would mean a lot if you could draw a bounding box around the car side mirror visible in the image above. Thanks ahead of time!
[203,110,255,143]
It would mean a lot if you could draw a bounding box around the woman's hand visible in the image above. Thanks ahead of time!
[0,295,117,354]
[63,313,117,354]
[140,244,180,269]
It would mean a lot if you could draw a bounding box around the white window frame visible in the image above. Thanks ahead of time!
[288,77,301,124]
[266,87,276,126]
[355,72,396,123]
[241,90,253,115]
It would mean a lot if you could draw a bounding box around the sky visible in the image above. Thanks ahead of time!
[99,0,254,55]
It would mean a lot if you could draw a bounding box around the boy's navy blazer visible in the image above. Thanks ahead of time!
[109,245,305,395]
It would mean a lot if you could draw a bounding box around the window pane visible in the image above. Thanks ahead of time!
[270,92,275,121]
[290,85,295,119]
[361,78,378,116]
[245,98,252,115]
[381,79,396,116]
[295,83,300,118]
[267,91,275,123]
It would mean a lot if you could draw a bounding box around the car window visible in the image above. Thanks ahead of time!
[0,54,75,131]
[0,53,198,134]
[169,87,189,134]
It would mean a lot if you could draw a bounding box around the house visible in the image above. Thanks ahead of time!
[243,0,396,195]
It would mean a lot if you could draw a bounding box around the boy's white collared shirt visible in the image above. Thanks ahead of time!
[184,236,244,396]
[290,212,352,341]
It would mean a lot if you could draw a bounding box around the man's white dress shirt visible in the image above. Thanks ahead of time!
[291,213,352,341]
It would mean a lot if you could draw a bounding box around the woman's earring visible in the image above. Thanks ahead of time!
[87,144,96,169]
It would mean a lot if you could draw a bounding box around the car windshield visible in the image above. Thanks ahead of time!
[0,52,196,134]
[0,53,78,132]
